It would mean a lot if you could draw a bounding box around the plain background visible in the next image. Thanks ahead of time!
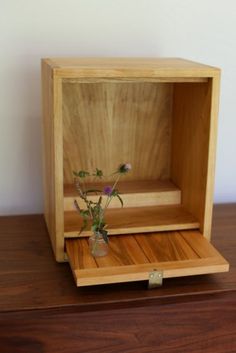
[0,0,235,215]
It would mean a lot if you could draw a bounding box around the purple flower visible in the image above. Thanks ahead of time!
[104,185,113,195]
[118,163,132,174]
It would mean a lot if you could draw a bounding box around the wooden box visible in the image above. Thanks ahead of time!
[41,57,229,287]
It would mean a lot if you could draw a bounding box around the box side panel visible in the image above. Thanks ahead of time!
[41,61,64,261]
[202,76,221,238]
[171,79,219,239]
[42,60,55,249]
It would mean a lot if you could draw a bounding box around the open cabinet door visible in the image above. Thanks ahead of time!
[66,230,229,287]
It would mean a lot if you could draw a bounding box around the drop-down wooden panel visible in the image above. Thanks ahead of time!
[66,230,229,287]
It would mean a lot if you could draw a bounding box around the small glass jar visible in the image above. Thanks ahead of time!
[89,232,109,257]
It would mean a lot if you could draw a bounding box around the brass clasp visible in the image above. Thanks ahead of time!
[148,269,163,289]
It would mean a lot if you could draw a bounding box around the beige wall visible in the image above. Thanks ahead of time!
[0,0,235,214]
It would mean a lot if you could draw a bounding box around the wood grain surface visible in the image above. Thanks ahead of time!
[171,78,220,240]
[64,180,181,210]
[64,205,200,237]
[0,204,235,352]
[44,57,220,78]
[0,295,235,353]
[66,231,228,286]
[62,81,172,184]
[41,60,64,261]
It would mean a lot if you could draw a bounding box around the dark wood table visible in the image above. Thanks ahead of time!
[0,204,235,353]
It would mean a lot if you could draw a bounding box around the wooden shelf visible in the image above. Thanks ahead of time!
[64,205,200,237]
[66,230,229,286]
[64,179,181,211]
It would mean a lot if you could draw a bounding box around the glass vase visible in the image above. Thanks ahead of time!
[89,231,109,257]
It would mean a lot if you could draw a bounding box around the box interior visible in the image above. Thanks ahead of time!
[62,80,212,238]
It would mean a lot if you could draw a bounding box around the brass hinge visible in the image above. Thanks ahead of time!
[148,269,163,289]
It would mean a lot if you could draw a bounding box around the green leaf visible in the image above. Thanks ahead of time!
[91,224,98,232]
[73,171,79,177]
[97,196,102,205]
[100,221,105,229]
[111,189,118,196]
[74,199,80,212]
[100,229,109,244]
[79,218,88,234]
[93,203,102,215]
[80,209,90,218]
[116,194,124,208]
[74,170,90,178]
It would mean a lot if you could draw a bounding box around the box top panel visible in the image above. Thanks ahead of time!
[42,57,220,78]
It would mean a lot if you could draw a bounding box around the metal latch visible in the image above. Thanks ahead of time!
[148,269,163,289]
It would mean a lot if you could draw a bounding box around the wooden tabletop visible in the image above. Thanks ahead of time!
[0,204,235,313]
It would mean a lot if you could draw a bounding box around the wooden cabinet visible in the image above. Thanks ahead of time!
[41,57,229,287]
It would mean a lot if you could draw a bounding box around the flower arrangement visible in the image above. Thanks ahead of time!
[73,163,131,256]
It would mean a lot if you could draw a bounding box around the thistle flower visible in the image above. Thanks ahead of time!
[104,185,113,195]
[118,163,132,174]
[93,168,103,178]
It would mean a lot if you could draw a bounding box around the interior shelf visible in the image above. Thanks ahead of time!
[64,204,200,237]
[66,230,229,286]
[64,179,181,211]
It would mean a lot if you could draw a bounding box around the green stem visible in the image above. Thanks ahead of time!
[91,231,101,256]
[98,174,121,229]
[75,177,93,220]
[91,235,98,255]
[104,174,121,211]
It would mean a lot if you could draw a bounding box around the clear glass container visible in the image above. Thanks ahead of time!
[89,232,109,257]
